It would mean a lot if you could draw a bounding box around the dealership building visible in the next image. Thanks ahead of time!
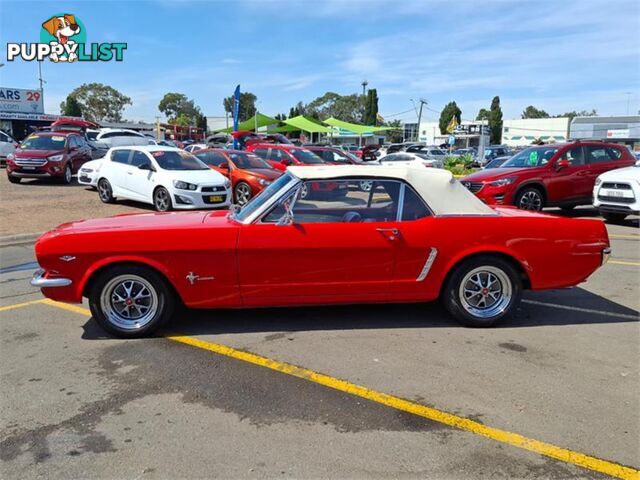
[569,116,640,151]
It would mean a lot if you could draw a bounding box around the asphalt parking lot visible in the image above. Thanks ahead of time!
[0,210,638,479]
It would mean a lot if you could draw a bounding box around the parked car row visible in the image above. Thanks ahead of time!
[460,140,639,221]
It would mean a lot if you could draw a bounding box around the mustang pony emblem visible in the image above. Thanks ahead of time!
[185,272,215,285]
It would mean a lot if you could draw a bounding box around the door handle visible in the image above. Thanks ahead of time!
[376,227,400,240]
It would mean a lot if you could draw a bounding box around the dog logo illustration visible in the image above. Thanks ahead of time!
[6,14,126,63]
[41,14,82,62]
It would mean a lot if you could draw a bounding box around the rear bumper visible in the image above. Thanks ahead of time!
[30,268,72,288]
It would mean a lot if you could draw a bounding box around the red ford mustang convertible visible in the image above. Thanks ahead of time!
[31,166,611,338]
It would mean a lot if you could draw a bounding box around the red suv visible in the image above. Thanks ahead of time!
[460,141,636,211]
[246,144,325,171]
[7,131,92,184]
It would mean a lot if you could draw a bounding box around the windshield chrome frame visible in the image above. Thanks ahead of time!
[232,173,301,225]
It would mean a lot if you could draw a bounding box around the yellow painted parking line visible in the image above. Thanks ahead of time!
[2,298,635,479]
[0,298,46,313]
[609,234,640,240]
[609,260,640,267]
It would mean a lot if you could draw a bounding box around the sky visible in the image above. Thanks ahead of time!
[1,0,639,124]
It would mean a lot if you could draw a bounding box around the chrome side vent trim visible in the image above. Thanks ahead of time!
[416,248,438,282]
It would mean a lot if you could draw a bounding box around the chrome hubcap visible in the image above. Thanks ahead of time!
[100,275,158,330]
[235,184,251,205]
[300,184,309,199]
[359,180,373,192]
[459,266,512,319]
[155,189,169,210]
[519,190,542,210]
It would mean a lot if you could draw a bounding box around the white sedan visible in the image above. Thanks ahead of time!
[378,152,444,169]
[593,161,640,223]
[78,158,104,187]
[184,143,207,153]
[96,146,231,211]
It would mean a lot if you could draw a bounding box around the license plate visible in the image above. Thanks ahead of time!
[603,189,628,198]
[208,195,224,202]
[22,166,36,171]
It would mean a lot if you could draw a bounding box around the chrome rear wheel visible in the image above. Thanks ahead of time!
[459,266,512,319]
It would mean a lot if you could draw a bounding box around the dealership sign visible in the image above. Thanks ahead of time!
[606,129,630,139]
[0,87,44,114]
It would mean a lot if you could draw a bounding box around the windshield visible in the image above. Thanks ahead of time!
[150,150,209,170]
[86,131,98,140]
[502,146,558,168]
[290,149,324,165]
[429,149,445,156]
[228,152,272,170]
[234,173,295,223]
[20,135,66,150]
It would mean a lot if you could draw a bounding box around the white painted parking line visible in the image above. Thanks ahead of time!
[522,299,639,320]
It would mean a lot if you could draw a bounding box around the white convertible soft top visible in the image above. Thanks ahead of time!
[287,165,496,216]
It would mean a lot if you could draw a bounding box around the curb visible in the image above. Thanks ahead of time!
[0,233,41,248]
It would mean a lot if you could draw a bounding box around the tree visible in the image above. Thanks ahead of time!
[305,92,365,122]
[223,91,257,122]
[476,108,490,121]
[384,119,404,143]
[554,109,597,121]
[60,83,131,122]
[489,96,503,144]
[158,92,203,125]
[439,101,462,135]
[363,88,379,125]
[521,105,550,119]
[61,94,82,117]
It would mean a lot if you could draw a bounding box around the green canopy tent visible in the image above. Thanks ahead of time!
[216,112,279,133]
[284,115,334,142]
[323,117,392,146]
[266,124,300,133]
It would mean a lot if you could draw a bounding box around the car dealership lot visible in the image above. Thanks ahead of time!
[0,220,638,479]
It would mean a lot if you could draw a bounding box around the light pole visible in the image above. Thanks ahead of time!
[624,92,632,115]
[415,98,427,143]
[361,80,368,96]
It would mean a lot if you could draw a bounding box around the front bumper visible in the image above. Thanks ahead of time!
[170,186,232,209]
[30,268,72,288]
[7,161,66,178]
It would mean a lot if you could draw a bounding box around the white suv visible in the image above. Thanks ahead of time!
[0,130,18,165]
[593,161,640,222]
[96,146,231,211]
[95,129,156,148]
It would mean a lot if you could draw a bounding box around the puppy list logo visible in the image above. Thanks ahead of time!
[6,13,127,63]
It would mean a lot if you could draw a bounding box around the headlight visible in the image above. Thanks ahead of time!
[594,177,602,187]
[7,153,14,161]
[224,179,231,188]
[489,177,515,187]
[173,180,197,190]
[80,168,93,173]
[48,154,64,162]
[258,178,271,186]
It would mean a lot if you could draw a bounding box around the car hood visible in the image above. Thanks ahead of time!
[462,167,533,182]
[15,149,62,158]
[598,166,640,182]
[245,168,281,180]
[168,169,227,184]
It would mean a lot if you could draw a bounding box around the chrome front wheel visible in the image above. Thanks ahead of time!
[100,275,159,330]
[234,182,252,205]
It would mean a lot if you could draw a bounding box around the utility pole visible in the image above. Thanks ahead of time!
[416,98,427,143]
[624,92,632,115]
[361,80,368,96]
[37,61,46,110]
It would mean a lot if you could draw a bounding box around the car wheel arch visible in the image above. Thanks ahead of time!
[80,257,183,306]
[514,181,546,202]
[438,249,532,299]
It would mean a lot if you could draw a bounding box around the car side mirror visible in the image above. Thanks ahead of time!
[555,159,570,170]
[138,162,154,171]
[219,161,229,169]
[277,210,294,226]
[281,158,293,166]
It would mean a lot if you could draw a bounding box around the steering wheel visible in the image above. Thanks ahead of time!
[342,211,362,223]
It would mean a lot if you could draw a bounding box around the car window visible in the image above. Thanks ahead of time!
[130,151,150,167]
[111,149,132,164]
[228,152,272,169]
[267,149,286,161]
[150,150,209,170]
[502,146,558,168]
[559,147,585,166]
[585,146,619,164]
[195,151,228,167]
[402,186,431,221]
[0,132,8,142]
[252,148,269,160]
[264,180,400,224]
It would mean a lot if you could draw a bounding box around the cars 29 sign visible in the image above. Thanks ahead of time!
[0,87,44,114]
